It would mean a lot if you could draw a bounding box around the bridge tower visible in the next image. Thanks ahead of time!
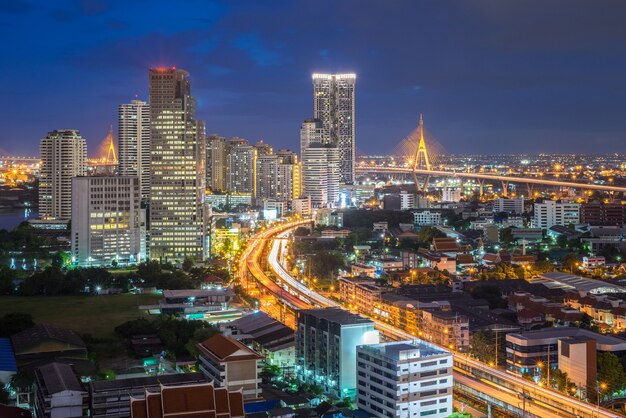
[412,114,431,191]
[105,125,117,165]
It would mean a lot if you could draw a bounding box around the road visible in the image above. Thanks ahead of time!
[356,165,626,193]
[241,220,623,418]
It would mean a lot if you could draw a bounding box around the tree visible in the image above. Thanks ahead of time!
[0,312,34,337]
[597,352,626,394]
[468,330,496,364]
[499,227,515,246]
[470,284,507,309]
[562,253,580,273]
[182,257,195,272]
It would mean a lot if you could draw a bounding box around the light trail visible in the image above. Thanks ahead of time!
[356,166,626,193]
[255,221,622,418]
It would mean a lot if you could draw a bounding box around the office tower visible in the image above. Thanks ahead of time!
[312,73,356,184]
[356,341,453,418]
[494,197,524,214]
[39,129,87,220]
[302,143,340,207]
[300,118,324,156]
[118,99,151,200]
[206,134,227,191]
[296,308,379,398]
[532,200,581,229]
[71,176,145,266]
[226,138,256,197]
[149,67,207,261]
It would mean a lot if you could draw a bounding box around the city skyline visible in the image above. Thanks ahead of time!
[2,1,626,156]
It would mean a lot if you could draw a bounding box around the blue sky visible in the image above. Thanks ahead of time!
[1,0,626,156]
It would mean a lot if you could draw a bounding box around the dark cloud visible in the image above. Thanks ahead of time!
[1,0,625,155]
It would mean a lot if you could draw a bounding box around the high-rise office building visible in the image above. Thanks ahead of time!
[296,308,379,398]
[71,176,145,266]
[148,67,207,261]
[118,99,151,200]
[356,340,453,418]
[312,73,356,184]
[206,134,227,191]
[302,143,340,207]
[225,138,256,197]
[39,129,87,220]
[300,118,324,156]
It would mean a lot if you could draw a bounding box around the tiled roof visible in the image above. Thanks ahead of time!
[36,362,85,395]
[11,324,85,354]
[197,334,263,362]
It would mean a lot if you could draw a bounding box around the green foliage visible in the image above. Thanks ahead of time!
[561,253,580,272]
[446,413,471,418]
[417,226,446,244]
[478,263,519,280]
[470,284,507,309]
[468,330,496,364]
[0,312,34,337]
[308,251,346,279]
[597,352,626,394]
[499,227,515,246]
[293,227,311,237]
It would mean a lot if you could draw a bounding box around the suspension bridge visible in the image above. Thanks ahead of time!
[356,115,626,195]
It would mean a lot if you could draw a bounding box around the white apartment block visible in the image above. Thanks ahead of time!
[441,187,461,203]
[494,197,524,214]
[356,340,453,418]
[292,196,312,217]
[400,191,415,210]
[302,143,340,207]
[300,118,324,154]
[39,129,87,220]
[71,176,145,266]
[118,99,151,200]
[413,210,442,226]
[313,73,356,184]
[532,200,581,229]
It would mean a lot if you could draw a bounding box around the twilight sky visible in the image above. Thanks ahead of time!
[2,0,626,156]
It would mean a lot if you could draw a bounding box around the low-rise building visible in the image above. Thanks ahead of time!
[35,362,88,418]
[558,337,596,393]
[582,256,606,269]
[197,334,264,399]
[413,210,442,226]
[356,340,453,418]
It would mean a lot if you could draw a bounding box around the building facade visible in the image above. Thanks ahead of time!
[494,197,524,214]
[118,99,151,200]
[71,176,145,266]
[301,143,340,207]
[148,67,207,261]
[226,138,257,197]
[532,200,581,229]
[300,118,325,155]
[312,73,356,184]
[206,134,227,192]
[413,210,442,226]
[39,129,87,220]
[296,308,379,398]
[356,341,453,418]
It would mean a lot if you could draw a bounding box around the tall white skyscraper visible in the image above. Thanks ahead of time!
[149,67,207,262]
[118,99,151,200]
[71,176,145,266]
[302,143,340,207]
[39,129,87,220]
[312,73,356,184]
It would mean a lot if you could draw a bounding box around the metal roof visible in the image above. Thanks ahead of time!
[0,338,17,372]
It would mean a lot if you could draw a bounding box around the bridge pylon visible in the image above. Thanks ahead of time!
[412,114,432,191]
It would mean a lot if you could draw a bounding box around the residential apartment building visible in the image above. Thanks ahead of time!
[413,210,442,226]
[118,99,151,200]
[532,200,580,229]
[71,176,145,266]
[149,67,207,261]
[296,308,379,398]
[197,334,263,399]
[581,201,625,226]
[226,138,257,197]
[419,310,470,350]
[35,362,88,418]
[356,341,453,418]
[312,73,356,184]
[39,129,87,220]
[301,143,340,207]
[300,118,325,154]
[206,134,227,191]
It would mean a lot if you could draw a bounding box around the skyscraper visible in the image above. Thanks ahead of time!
[312,73,356,184]
[256,149,301,202]
[39,129,87,220]
[118,99,151,200]
[206,134,226,192]
[148,67,207,261]
[302,143,340,207]
[225,138,256,197]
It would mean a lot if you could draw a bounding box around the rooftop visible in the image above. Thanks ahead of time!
[359,340,450,361]
[36,362,85,395]
[507,327,626,351]
[299,308,374,326]
[535,272,626,294]
[197,334,263,362]
[0,338,17,372]
[11,323,85,354]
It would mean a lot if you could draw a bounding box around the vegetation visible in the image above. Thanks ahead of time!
[0,293,159,338]
[468,330,496,365]
[0,312,34,337]
[470,284,507,309]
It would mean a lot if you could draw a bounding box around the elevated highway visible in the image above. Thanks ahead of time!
[244,220,623,418]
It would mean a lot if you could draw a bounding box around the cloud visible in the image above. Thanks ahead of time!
[231,33,283,67]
